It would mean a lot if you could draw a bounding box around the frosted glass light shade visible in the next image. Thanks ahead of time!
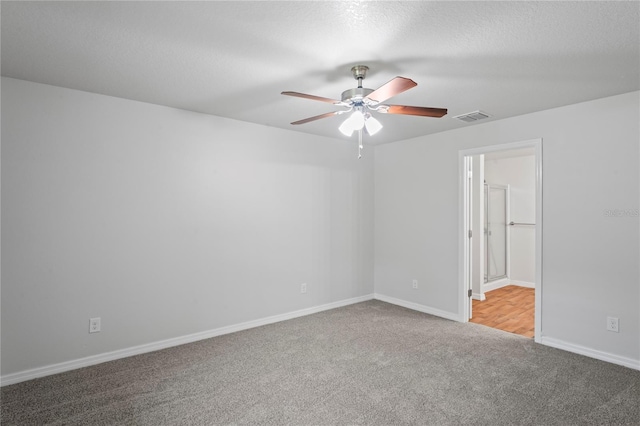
[364,115,383,135]
[339,111,365,136]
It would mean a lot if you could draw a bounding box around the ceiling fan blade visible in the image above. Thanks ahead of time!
[282,91,343,105]
[291,111,340,125]
[365,77,417,103]
[383,105,448,118]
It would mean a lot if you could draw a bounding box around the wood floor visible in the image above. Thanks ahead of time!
[470,285,534,338]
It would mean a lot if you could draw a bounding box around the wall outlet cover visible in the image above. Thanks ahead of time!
[89,317,101,333]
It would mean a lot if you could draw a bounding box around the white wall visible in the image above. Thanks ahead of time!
[485,154,536,285]
[1,77,375,377]
[2,77,638,378]
[374,91,639,365]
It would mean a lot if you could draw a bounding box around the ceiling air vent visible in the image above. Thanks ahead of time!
[453,110,491,123]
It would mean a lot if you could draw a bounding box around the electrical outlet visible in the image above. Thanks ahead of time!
[89,317,101,333]
[300,283,307,294]
[606,317,619,333]
[412,279,418,289]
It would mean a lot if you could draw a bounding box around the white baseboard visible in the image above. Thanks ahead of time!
[483,278,510,293]
[373,293,461,322]
[8,293,636,387]
[472,292,486,301]
[510,280,535,288]
[540,336,640,371]
[0,293,375,387]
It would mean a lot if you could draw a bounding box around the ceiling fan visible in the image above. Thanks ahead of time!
[281,65,447,157]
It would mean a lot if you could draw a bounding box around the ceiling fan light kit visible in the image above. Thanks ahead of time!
[282,65,447,158]
[338,109,384,137]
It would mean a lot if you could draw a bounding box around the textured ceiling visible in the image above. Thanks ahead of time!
[2,1,639,144]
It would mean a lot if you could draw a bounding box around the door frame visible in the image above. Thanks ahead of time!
[458,138,543,342]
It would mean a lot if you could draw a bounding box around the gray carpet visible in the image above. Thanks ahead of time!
[2,300,639,425]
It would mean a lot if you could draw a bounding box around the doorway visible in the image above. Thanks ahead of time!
[459,139,542,342]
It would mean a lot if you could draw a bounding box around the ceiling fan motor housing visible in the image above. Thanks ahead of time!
[341,87,374,104]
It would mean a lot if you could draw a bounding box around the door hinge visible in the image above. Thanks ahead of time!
[468,229,472,238]
[468,289,473,298]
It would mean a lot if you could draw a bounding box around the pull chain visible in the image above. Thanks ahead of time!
[358,129,363,159]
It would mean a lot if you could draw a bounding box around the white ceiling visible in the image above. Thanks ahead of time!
[2,1,639,144]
